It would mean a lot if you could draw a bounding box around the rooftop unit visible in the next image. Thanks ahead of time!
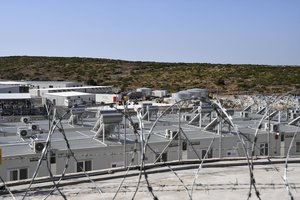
[17,127,35,138]
[265,123,281,132]
[139,104,158,121]
[30,137,47,153]
[93,110,123,142]
[165,129,179,140]
[240,111,249,118]
[21,116,31,124]
[17,124,42,138]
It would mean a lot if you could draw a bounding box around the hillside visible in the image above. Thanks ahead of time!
[0,56,299,94]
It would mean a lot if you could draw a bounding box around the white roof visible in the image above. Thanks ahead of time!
[44,91,94,97]
[0,93,31,100]
[32,85,113,91]
[0,81,28,85]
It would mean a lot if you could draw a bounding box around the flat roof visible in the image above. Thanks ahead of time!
[0,93,31,100]
[32,85,114,91]
[44,91,94,97]
[1,107,300,157]
[0,81,28,85]
[27,81,79,84]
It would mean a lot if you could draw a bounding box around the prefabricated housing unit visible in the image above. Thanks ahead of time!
[43,91,95,107]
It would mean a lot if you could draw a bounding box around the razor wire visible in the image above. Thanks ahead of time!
[131,108,158,200]
[21,106,105,200]
[284,126,299,200]
[213,99,262,200]
[112,101,144,200]
[109,101,162,200]
[50,110,105,199]
[1,91,299,200]
[249,91,296,199]
[0,176,16,200]
[21,108,71,200]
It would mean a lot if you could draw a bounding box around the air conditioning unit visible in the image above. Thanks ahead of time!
[31,139,47,153]
[265,123,280,132]
[21,116,31,124]
[165,129,179,140]
[165,129,171,138]
[270,124,280,132]
[17,127,33,138]
[264,122,270,131]
[185,115,191,121]
[29,124,39,131]
[240,111,249,118]
[291,113,298,119]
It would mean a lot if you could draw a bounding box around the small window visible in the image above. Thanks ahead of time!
[85,160,92,171]
[260,143,268,156]
[182,141,187,151]
[49,85,53,88]
[201,149,213,159]
[162,152,168,162]
[9,168,28,181]
[19,168,28,180]
[281,134,285,142]
[77,160,92,172]
[155,152,167,162]
[77,162,84,172]
[10,170,18,181]
[296,142,300,153]
[50,151,56,164]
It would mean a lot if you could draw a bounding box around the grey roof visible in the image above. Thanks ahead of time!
[1,107,300,157]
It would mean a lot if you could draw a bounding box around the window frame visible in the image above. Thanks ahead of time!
[259,143,268,156]
[8,168,28,181]
[155,152,168,162]
[296,141,300,153]
[76,160,92,172]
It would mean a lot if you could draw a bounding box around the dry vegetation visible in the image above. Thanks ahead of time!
[0,56,299,94]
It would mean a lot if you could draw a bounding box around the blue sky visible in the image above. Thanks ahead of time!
[0,0,299,65]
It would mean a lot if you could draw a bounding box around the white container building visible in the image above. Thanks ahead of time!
[171,91,191,103]
[27,81,83,90]
[43,91,95,107]
[1,103,300,183]
[136,87,152,97]
[152,90,167,98]
[187,88,208,99]
[95,94,119,104]
[30,85,114,98]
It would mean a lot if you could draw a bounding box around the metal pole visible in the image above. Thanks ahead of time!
[268,107,270,157]
[218,118,222,158]
[123,101,127,168]
[178,104,182,161]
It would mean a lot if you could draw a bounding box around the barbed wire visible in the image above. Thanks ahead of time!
[0,176,16,200]
[0,92,299,199]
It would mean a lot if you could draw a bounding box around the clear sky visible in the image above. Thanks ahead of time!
[0,0,299,65]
